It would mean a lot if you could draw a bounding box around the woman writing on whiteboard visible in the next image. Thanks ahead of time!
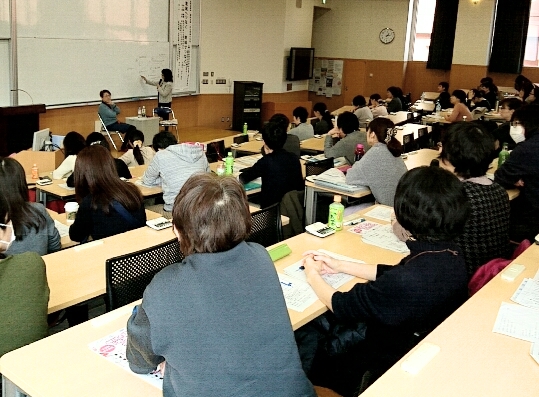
[141,68,174,120]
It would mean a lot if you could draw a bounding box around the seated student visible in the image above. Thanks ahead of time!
[290,106,314,141]
[119,129,155,167]
[352,95,373,128]
[479,78,499,108]
[0,191,49,359]
[492,97,523,153]
[143,131,210,218]
[262,113,301,158]
[436,81,452,110]
[345,118,407,207]
[312,102,333,135]
[526,85,539,105]
[324,111,370,165]
[514,74,532,92]
[98,89,136,137]
[368,93,388,118]
[66,132,132,187]
[467,89,491,110]
[240,121,304,209]
[444,90,472,122]
[69,145,146,243]
[518,81,535,103]
[126,174,316,397]
[0,158,60,255]
[296,166,469,394]
[385,86,403,113]
[52,131,86,179]
[495,104,539,242]
[438,123,510,278]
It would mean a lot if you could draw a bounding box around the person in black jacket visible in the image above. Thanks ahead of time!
[436,81,452,110]
[296,166,470,395]
[240,121,304,209]
[495,104,539,242]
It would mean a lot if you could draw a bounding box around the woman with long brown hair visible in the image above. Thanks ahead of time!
[69,145,146,242]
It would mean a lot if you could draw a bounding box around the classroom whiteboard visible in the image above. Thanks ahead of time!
[11,0,199,106]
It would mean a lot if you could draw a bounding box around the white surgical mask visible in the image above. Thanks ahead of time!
[0,223,15,251]
[509,125,525,144]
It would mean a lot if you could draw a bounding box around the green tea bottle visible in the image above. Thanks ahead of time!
[328,195,344,231]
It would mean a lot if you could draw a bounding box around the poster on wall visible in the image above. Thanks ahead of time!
[174,0,193,91]
[309,59,343,97]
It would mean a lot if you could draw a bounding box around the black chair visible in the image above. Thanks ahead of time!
[233,134,249,144]
[105,238,184,311]
[415,127,429,149]
[305,157,334,177]
[206,139,225,163]
[280,190,305,239]
[402,132,415,153]
[402,93,412,110]
[247,202,282,247]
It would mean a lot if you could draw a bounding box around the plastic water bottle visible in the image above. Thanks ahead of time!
[243,122,248,135]
[328,195,344,231]
[435,102,441,116]
[137,107,142,117]
[421,92,425,103]
[31,164,39,179]
[498,142,510,166]
[225,152,234,175]
[354,144,365,162]
[141,106,146,117]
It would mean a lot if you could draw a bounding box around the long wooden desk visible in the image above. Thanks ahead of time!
[410,101,435,112]
[300,135,326,153]
[331,105,355,116]
[0,206,403,397]
[361,243,539,396]
[385,111,411,126]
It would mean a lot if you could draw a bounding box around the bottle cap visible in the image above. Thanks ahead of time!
[227,152,232,157]
[334,195,341,203]
[357,144,364,149]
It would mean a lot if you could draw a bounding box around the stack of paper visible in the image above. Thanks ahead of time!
[360,224,410,254]
[363,206,393,222]
[54,220,70,237]
[511,278,539,309]
[492,302,539,343]
[307,168,368,194]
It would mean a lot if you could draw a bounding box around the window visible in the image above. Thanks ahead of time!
[409,0,437,61]
[524,0,539,67]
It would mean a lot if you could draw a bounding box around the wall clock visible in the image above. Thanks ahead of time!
[379,28,395,44]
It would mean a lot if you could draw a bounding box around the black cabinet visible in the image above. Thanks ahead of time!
[232,81,263,132]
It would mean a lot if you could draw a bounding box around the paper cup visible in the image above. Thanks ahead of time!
[65,202,79,224]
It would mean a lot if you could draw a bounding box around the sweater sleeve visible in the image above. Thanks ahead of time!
[142,156,162,186]
[157,82,173,98]
[52,155,76,179]
[44,209,62,253]
[345,158,370,186]
[119,150,135,167]
[239,158,263,184]
[323,134,341,159]
[68,197,93,242]
[126,305,164,374]
[494,145,529,188]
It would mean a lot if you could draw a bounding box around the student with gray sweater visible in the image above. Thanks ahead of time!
[142,132,210,218]
[346,118,407,206]
[324,111,370,165]
[127,174,315,397]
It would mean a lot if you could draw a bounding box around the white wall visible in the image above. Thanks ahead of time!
[312,0,500,67]
[200,0,315,94]
[312,0,410,61]
[452,0,496,66]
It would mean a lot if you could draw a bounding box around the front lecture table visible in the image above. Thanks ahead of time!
[361,243,539,397]
[0,205,404,397]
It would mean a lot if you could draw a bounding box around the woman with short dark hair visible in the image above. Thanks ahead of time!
[439,122,510,277]
[297,166,469,391]
[369,93,388,118]
[385,86,403,113]
[324,111,370,165]
[312,102,333,135]
[444,90,472,122]
[126,173,316,397]
[0,157,60,255]
[69,145,146,242]
[352,95,373,127]
[52,131,86,179]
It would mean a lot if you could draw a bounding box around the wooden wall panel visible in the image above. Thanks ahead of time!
[195,94,233,129]
[449,64,488,93]
[403,62,449,102]
[364,60,405,100]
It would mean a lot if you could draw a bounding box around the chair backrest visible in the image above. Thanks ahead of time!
[154,106,174,119]
[206,139,225,163]
[234,134,249,144]
[105,238,184,311]
[415,127,429,149]
[280,190,305,239]
[401,132,415,153]
[97,113,108,132]
[247,202,282,247]
[305,157,334,177]
[468,239,531,296]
